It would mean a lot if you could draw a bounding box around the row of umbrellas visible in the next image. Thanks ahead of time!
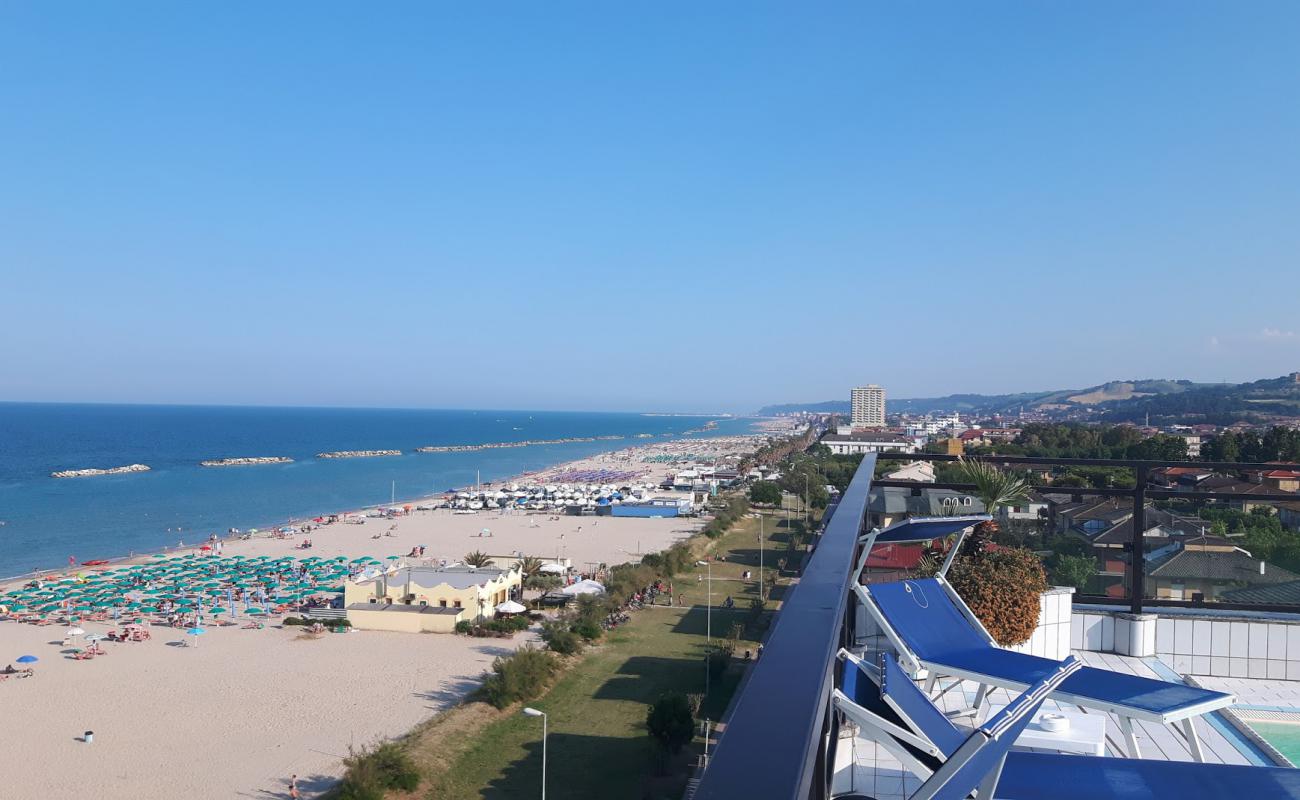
[1,552,387,624]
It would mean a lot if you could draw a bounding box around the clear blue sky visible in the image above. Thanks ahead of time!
[3,2,1298,413]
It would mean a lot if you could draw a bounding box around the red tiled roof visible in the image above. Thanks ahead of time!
[865,541,1000,570]
[866,543,927,570]
[1155,467,1208,476]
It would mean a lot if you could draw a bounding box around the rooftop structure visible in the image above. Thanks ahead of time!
[695,452,1300,799]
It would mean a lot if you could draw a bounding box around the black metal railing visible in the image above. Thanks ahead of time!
[696,451,1300,798]
[693,454,878,800]
[873,452,1300,615]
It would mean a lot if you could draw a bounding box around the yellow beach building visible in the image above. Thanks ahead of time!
[344,565,523,633]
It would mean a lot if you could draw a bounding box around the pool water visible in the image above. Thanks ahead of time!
[1248,720,1300,765]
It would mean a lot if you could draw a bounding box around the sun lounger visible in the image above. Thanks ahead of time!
[853,517,1234,760]
[855,576,1233,760]
[834,650,1300,799]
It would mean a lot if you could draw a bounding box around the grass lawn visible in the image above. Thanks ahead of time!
[428,602,751,799]
[416,500,816,799]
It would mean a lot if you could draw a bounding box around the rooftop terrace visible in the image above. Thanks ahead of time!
[695,452,1300,799]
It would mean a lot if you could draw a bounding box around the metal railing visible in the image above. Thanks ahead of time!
[692,454,877,800]
[695,451,1300,799]
[873,452,1300,615]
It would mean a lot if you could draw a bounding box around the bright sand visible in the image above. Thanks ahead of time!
[0,436,769,799]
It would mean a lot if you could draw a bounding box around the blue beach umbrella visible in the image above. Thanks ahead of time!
[16,655,38,664]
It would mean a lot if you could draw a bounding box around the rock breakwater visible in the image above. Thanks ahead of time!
[416,435,623,453]
[316,450,402,459]
[51,464,151,478]
[200,457,294,467]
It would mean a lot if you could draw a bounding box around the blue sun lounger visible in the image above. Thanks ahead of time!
[852,517,1235,761]
[833,650,1300,800]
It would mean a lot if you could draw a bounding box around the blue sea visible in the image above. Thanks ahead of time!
[0,403,756,577]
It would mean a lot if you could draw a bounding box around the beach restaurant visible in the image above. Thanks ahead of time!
[344,565,522,633]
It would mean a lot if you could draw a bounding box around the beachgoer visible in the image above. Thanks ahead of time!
[289,774,299,799]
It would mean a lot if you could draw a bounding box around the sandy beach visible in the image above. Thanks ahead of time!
[0,431,780,799]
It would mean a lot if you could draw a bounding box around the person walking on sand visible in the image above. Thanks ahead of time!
[289,774,299,799]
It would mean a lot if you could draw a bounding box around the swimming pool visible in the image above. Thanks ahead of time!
[1228,708,1300,766]
[1247,719,1300,765]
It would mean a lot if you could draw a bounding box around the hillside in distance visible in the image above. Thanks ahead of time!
[757,379,1215,417]
[1097,373,1300,425]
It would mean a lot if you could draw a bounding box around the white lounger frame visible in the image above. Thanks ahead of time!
[853,523,1234,762]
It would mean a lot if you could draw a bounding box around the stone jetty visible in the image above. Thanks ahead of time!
[416,435,623,454]
[51,464,151,478]
[316,450,402,459]
[200,457,294,467]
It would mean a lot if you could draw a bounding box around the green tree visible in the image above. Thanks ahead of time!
[645,692,696,755]
[514,555,543,576]
[1202,431,1240,462]
[1127,434,1189,461]
[953,458,1030,557]
[463,550,493,568]
[749,480,783,506]
[1049,553,1097,591]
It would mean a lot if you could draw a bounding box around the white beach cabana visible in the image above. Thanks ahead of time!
[560,579,606,597]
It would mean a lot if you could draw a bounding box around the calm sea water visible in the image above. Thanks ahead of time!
[0,403,755,576]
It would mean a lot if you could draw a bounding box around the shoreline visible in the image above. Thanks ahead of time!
[1,426,786,587]
[0,421,797,799]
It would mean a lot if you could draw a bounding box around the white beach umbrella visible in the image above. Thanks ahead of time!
[538,563,567,574]
[66,627,86,637]
[560,579,606,597]
[496,600,527,614]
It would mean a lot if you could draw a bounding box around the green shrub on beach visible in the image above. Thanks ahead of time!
[335,741,420,799]
[478,644,560,709]
[455,616,530,636]
[540,619,583,655]
[571,619,602,641]
[608,563,658,605]
[283,616,351,628]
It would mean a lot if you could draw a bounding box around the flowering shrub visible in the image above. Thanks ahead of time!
[947,547,1047,646]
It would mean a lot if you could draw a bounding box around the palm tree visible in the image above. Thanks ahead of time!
[463,550,493,568]
[953,457,1030,558]
[514,555,543,577]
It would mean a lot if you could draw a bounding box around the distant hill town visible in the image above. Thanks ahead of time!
[759,373,1300,427]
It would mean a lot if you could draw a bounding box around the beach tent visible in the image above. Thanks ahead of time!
[560,579,605,597]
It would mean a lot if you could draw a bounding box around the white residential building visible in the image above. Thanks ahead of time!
[820,430,916,456]
[850,385,886,428]
[884,461,936,483]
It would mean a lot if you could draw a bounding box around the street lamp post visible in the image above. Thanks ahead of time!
[696,560,713,698]
[522,707,547,800]
[696,560,712,643]
[758,515,764,601]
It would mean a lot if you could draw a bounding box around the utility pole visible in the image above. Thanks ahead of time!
[759,515,764,600]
